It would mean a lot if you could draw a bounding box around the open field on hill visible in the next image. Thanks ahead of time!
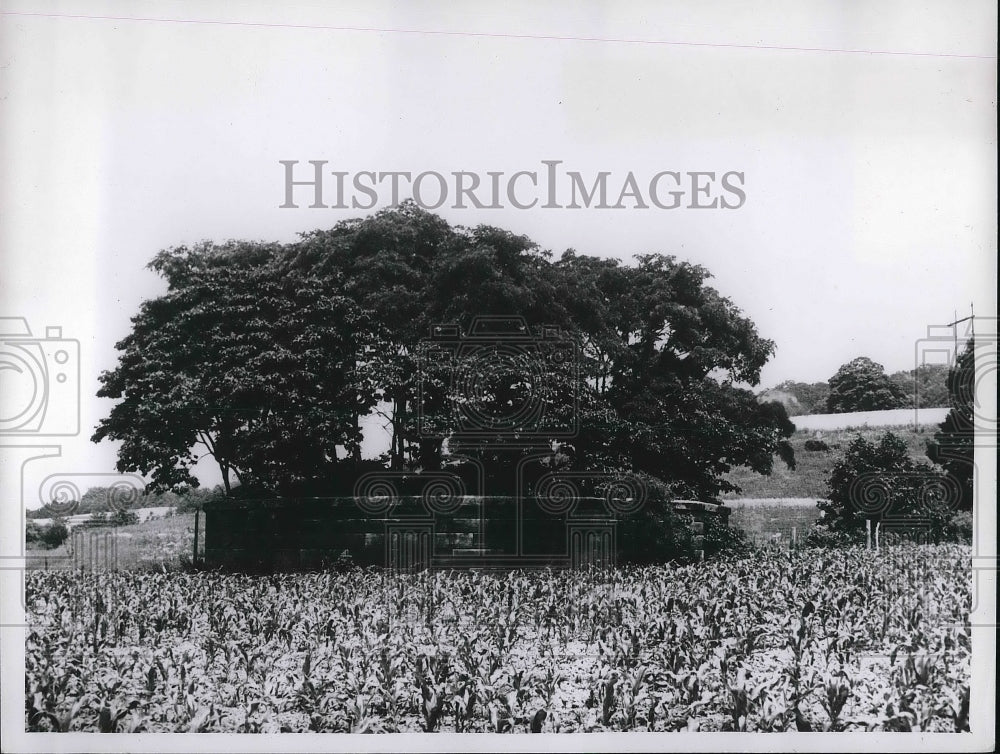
[790,408,949,431]
[25,545,971,733]
[721,427,936,500]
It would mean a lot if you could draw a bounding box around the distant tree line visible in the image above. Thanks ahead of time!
[26,485,225,520]
[761,360,950,415]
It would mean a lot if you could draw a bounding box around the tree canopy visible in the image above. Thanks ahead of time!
[94,202,795,502]
[813,431,964,545]
[926,338,976,511]
[825,357,908,413]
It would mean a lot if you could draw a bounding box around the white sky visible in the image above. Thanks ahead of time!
[0,0,996,493]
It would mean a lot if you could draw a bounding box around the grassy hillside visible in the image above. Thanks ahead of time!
[722,425,936,500]
[26,512,200,571]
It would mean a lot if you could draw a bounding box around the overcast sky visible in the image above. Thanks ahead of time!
[1,0,996,496]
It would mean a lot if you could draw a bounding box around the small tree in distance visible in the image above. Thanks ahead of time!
[825,357,908,413]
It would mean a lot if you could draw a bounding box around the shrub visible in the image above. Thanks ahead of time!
[333,549,356,572]
[84,509,139,528]
[804,524,862,549]
[616,478,751,563]
[813,432,966,547]
[804,439,829,452]
[942,511,973,543]
[26,519,70,549]
[111,509,140,527]
[703,512,753,559]
[25,522,43,547]
[613,477,696,565]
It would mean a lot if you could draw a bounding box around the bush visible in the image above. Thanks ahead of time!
[942,511,973,543]
[812,432,967,547]
[612,477,697,565]
[804,439,829,452]
[804,524,863,549]
[26,519,70,549]
[112,509,140,526]
[615,477,751,563]
[84,509,139,528]
[703,512,753,559]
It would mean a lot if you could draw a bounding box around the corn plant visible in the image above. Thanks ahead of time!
[24,544,973,733]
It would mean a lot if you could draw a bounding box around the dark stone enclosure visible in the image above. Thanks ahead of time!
[203,496,730,571]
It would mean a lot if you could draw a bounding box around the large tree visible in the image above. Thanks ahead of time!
[93,240,374,495]
[95,203,795,502]
[825,357,908,413]
[541,250,794,500]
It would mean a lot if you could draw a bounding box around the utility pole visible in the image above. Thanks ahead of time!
[946,304,976,346]
[914,305,976,430]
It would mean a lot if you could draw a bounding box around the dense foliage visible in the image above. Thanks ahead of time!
[25,545,970,733]
[825,358,908,414]
[889,363,951,409]
[94,203,794,504]
[25,520,69,550]
[926,339,976,512]
[811,432,965,546]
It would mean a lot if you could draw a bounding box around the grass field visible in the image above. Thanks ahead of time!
[25,512,201,572]
[721,426,935,500]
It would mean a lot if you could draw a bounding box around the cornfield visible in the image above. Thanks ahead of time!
[25,544,970,733]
